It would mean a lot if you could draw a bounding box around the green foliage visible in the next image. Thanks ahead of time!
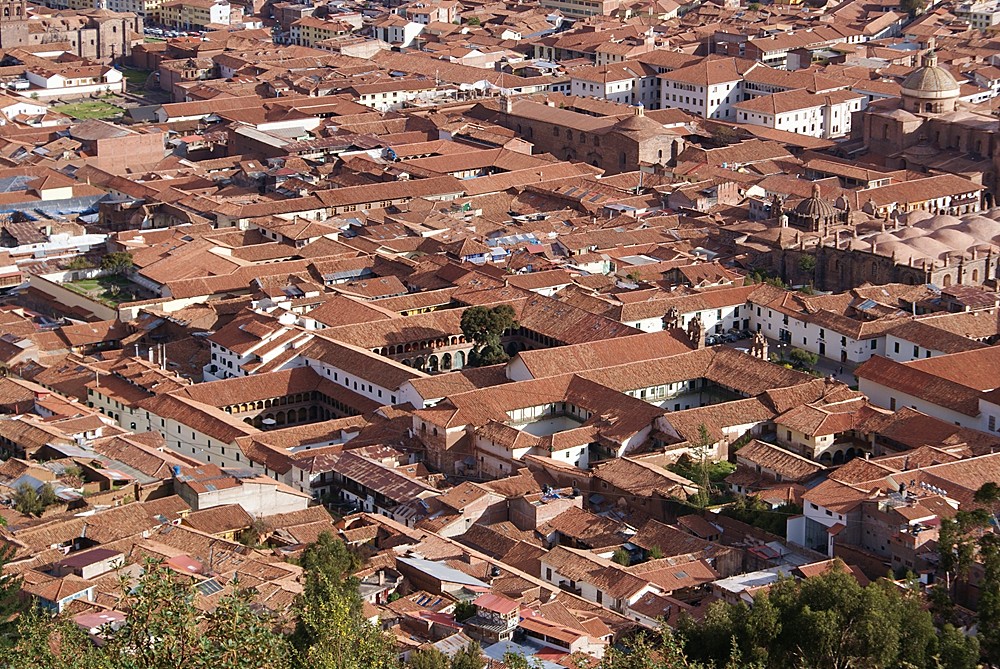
[612,548,631,566]
[54,100,123,120]
[669,426,734,508]
[291,532,398,669]
[797,255,816,273]
[720,496,800,538]
[0,542,24,649]
[100,251,134,275]
[502,652,539,669]
[677,562,949,669]
[901,0,927,14]
[452,600,476,622]
[787,347,818,371]
[647,545,664,560]
[465,16,480,25]
[66,256,96,271]
[601,629,703,669]
[299,532,362,580]
[450,643,484,669]
[978,534,1000,665]
[6,560,291,669]
[460,305,518,367]
[409,647,449,669]
[938,624,979,669]
[13,482,57,516]
[748,1,761,9]
[746,269,786,288]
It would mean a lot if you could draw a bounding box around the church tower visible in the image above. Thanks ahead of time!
[0,0,28,49]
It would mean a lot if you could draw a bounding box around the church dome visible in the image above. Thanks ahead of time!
[794,183,838,220]
[901,51,960,101]
[612,104,664,135]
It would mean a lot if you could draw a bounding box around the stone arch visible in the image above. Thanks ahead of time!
[973,268,980,283]
[832,450,845,465]
[414,357,425,370]
[820,452,833,465]
[455,350,465,369]
[402,359,411,367]
[942,273,953,287]
[427,355,439,372]
[275,410,286,425]
[298,407,307,422]
[442,352,452,370]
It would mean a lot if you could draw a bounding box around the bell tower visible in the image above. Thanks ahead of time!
[0,0,28,50]
[0,0,26,21]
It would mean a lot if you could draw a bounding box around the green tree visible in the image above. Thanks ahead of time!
[798,255,816,273]
[0,542,24,649]
[601,629,696,669]
[787,347,819,371]
[460,305,518,367]
[292,533,397,669]
[100,251,134,276]
[409,647,449,669]
[299,532,361,580]
[691,423,714,508]
[6,560,290,669]
[978,533,1000,665]
[937,623,979,669]
[612,548,631,566]
[198,586,290,669]
[450,643,484,669]
[13,482,57,517]
[678,561,938,669]
[452,600,476,621]
[465,16,480,25]
[937,509,990,598]
[67,256,96,271]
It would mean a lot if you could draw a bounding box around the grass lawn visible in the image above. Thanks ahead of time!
[120,67,152,88]
[54,100,124,120]
[64,275,145,306]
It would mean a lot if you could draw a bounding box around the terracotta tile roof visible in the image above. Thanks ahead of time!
[855,355,981,416]
[592,457,697,498]
[541,507,627,548]
[182,504,254,536]
[735,440,824,481]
